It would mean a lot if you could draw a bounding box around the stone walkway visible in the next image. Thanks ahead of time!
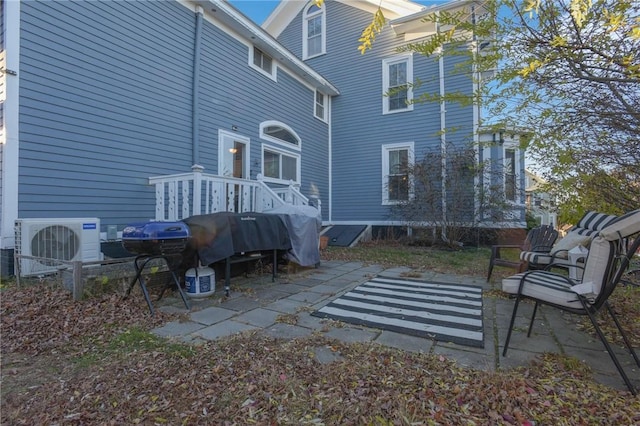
[151,260,638,392]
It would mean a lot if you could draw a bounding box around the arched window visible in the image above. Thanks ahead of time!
[260,121,301,149]
[303,2,325,59]
[259,121,301,184]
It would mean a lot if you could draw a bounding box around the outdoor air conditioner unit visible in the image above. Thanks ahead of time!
[15,218,101,276]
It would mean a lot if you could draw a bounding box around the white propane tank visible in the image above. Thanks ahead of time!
[185,267,215,298]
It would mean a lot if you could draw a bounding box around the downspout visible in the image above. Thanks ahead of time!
[190,6,204,217]
[471,4,481,225]
[192,5,203,167]
[327,95,333,224]
[437,12,447,237]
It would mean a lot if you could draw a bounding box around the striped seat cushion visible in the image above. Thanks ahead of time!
[502,271,582,308]
[571,211,619,236]
[520,251,553,264]
[518,211,618,267]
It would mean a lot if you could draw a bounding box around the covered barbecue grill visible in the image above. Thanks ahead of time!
[182,212,292,295]
[122,221,191,315]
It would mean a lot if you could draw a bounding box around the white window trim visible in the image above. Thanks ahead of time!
[261,145,301,184]
[314,90,327,122]
[249,46,277,81]
[382,142,414,205]
[302,2,326,60]
[259,120,302,151]
[382,54,414,115]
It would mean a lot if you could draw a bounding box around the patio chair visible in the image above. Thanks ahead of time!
[487,225,558,282]
[519,211,618,272]
[501,209,640,394]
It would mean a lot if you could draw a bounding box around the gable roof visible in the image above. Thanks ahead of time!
[390,0,487,42]
[263,0,426,37]
[193,0,339,95]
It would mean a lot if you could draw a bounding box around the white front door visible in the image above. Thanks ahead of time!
[218,130,249,178]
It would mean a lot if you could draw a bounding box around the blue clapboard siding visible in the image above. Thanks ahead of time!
[19,0,195,226]
[17,1,329,228]
[278,1,476,223]
[196,16,329,211]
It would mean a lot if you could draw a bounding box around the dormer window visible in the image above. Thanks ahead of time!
[249,46,276,80]
[303,2,325,59]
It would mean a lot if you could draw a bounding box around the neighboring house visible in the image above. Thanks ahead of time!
[525,169,557,228]
[0,0,525,276]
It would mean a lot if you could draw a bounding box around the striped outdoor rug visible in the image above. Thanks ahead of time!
[312,276,484,348]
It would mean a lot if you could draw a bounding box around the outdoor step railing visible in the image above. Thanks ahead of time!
[149,166,316,221]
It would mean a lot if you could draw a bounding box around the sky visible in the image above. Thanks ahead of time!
[229,0,446,25]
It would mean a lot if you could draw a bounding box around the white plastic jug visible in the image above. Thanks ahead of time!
[185,267,215,298]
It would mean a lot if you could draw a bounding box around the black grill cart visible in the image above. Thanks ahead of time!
[122,221,191,315]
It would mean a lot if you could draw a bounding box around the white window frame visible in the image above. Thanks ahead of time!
[259,121,301,151]
[382,142,414,205]
[314,90,327,122]
[302,2,326,60]
[249,46,277,81]
[382,54,414,115]
[261,145,301,184]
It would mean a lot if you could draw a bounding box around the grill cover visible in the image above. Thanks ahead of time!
[122,221,190,255]
[183,212,291,265]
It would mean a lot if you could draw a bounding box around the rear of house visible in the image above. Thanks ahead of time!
[0,0,336,275]
[265,0,525,233]
[0,0,526,277]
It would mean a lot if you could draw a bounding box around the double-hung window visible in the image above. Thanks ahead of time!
[314,90,327,121]
[303,3,325,59]
[382,54,413,114]
[250,46,276,80]
[504,148,517,202]
[382,143,414,204]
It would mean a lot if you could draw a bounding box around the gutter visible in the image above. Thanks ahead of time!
[437,13,447,226]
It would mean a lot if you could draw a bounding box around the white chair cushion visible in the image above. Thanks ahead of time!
[599,209,640,241]
[582,236,615,295]
[549,233,592,258]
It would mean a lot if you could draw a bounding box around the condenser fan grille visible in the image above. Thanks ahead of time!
[31,225,80,263]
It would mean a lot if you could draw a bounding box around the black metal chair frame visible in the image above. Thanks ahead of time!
[503,236,640,395]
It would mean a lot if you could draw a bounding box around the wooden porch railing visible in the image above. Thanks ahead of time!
[149,166,316,221]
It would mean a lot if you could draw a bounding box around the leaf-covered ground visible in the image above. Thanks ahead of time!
[2,247,639,424]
